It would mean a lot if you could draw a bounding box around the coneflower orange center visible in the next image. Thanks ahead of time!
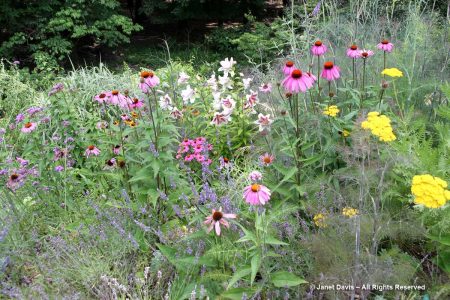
[140,71,150,78]
[361,52,369,57]
[381,39,389,44]
[133,98,139,104]
[285,61,294,67]
[223,157,229,163]
[99,93,106,98]
[324,61,334,69]
[291,69,302,78]
[251,184,260,192]
[263,156,272,163]
[314,40,322,46]
[212,211,223,221]
[88,145,95,150]
[24,122,32,128]
[10,174,19,180]
[112,90,119,95]
[350,45,358,50]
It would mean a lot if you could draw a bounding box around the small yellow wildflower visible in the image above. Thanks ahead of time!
[323,105,340,117]
[342,207,358,218]
[361,112,396,142]
[381,68,403,77]
[339,130,350,137]
[313,213,327,228]
[411,175,450,208]
[131,111,139,119]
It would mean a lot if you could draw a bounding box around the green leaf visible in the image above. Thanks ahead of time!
[264,235,289,246]
[250,253,261,285]
[227,267,252,289]
[219,287,256,300]
[270,271,308,287]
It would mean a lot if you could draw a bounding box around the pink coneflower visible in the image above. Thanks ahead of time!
[377,39,394,52]
[94,92,110,103]
[204,208,236,236]
[283,61,295,76]
[85,145,100,157]
[113,145,121,155]
[311,40,327,56]
[185,154,195,162]
[321,62,341,81]
[193,143,204,154]
[307,72,317,84]
[21,122,37,133]
[7,173,23,191]
[282,69,314,93]
[254,113,273,132]
[359,49,374,59]
[346,45,360,58]
[130,98,144,109]
[260,153,275,166]
[139,71,160,94]
[243,183,271,206]
[109,90,131,108]
[211,112,231,126]
[259,83,272,93]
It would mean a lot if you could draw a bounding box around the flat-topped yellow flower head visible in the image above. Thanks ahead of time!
[381,68,403,78]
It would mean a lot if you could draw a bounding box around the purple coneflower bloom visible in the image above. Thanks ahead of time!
[85,145,100,157]
[139,71,160,93]
[21,122,37,133]
[282,69,314,93]
[243,183,271,206]
[54,165,64,172]
[260,153,275,166]
[359,49,374,59]
[311,40,327,56]
[377,39,394,52]
[94,92,110,103]
[321,61,341,81]
[283,61,295,76]
[346,45,360,58]
[259,83,272,93]
[204,208,236,236]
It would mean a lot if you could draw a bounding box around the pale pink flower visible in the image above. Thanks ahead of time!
[181,85,196,104]
[170,107,183,119]
[159,94,173,110]
[139,71,160,93]
[130,98,144,109]
[259,83,272,93]
[377,39,394,53]
[359,49,374,59]
[260,153,274,166]
[204,208,236,236]
[254,113,273,132]
[244,90,258,110]
[94,92,110,103]
[321,62,341,81]
[177,72,190,84]
[221,95,236,114]
[243,183,271,206]
[211,112,231,126]
[242,77,252,90]
[21,122,37,133]
[96,121,108,130]
[283,61,295,76]
[346,44,360,58]
[218,57,236,75]
[282,69,314,93]
[109,90,132,108]
[85,145,101,157]
[311,40,327,56]
[7,173,24,191]
[248,170,263,182]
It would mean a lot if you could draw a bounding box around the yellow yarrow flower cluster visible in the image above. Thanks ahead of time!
[381,68,403,78]
[313,213,327,228]
[411,175,450,208]
[323,105,340,117]
[361,112,396,142]
[342,207,358,218]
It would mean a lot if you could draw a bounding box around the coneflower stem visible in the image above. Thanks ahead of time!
[352,58,356,88]
[361,59,366,109]
[317,55,321,98]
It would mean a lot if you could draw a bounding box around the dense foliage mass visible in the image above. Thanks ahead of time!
[0,0,449,299]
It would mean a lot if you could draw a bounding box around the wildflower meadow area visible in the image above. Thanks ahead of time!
[1,0,449,299]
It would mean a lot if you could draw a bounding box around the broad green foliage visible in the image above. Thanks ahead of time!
[0,0,141,68]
